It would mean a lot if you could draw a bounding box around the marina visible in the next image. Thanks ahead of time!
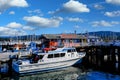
[0,35,120,75]
[0,0,120,79]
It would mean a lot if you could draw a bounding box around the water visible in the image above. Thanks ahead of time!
[1,67,120,80]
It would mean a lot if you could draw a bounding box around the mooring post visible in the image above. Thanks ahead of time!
[118,46,120,73]
[84,46,92,68]
[115,47,119,73]
[8,57,13,74]
[110,46,116,73]
[0,61,1,73]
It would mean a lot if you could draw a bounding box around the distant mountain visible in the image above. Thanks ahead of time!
[0,31,120,41]
[0,35,41,41]
[87,31,120,41]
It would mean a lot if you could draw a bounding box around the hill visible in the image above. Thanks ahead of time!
[87,31,120,40]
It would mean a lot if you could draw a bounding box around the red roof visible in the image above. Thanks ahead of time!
[60,34,77,39]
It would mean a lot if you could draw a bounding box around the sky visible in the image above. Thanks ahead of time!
[0,0,120,36]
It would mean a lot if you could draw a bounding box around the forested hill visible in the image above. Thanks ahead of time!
[87,31,120,40]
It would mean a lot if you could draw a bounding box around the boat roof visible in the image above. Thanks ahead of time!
[34,47,76,55]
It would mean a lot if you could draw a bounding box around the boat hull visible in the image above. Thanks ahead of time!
[12,58,82,74]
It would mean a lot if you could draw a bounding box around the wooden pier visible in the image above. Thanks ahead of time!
[81,45,120,74]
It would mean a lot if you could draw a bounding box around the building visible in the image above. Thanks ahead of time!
[87,36,103,45]
[40,34,88,50]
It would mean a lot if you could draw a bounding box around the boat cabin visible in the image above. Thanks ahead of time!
[30,47,77,63]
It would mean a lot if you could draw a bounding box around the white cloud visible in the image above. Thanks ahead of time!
[9,0,28,7]
[94,4,104,10]
[48,9,60,14]
[0,0,28,13]
[28,9,41,14]
[74,25,80,29]
[9,11,15,15]
[22,26,35,31]
[0,26,26,36]
[91,20,120,27]
[48,0,90,14]
[28,9,43,16]
[0,22,36,36]
[66,17,83,22]
[7,22,22,28]
[63,0,90,13]
[111,21,120,25]
[23,16,63,28]
[106,0,120,5]
[105,11,120,17]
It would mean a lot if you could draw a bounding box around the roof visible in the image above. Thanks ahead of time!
[60,34,77,39]
[42,34,87,39]
[41,34,60,39]
[76,35,87,39]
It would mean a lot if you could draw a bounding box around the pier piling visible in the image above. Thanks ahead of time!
[82,45,120,74]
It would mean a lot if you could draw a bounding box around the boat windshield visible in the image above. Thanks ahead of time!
[62,49,76,52]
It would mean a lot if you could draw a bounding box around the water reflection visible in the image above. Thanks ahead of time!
[1,67,120,80]
[11,67,85,80]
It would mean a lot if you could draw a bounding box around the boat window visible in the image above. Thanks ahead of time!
[68,50,71,52]
[72,49,76,52]
[71,53,74,57]
[17,60,22,65]
[48,54,54,58]
[61,53,65,57]
[38,55,44,59]
[62,49,67,51]
[54,53,60,58]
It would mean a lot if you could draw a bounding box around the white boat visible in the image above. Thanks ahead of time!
[12,47,86,74]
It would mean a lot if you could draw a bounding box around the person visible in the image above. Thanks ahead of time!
[34,55,39,63]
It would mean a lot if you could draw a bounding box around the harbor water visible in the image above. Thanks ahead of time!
[1,66,120,80]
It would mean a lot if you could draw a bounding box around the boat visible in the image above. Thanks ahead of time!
[12,47,86,74]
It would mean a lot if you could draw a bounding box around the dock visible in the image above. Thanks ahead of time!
[82,45,120,74]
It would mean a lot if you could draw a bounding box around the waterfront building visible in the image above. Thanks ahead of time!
[40,34,88,50]
[87,36,103,45]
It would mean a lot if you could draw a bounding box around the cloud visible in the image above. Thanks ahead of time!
[28,9,41,14]
[0,0,28,13]
[66,17,83,22]
[9,11,15,15]
[93,4,104,10]
[22,26,35,31]
[0,26,26,36]
[23,16,63,28]
[106,0,120,5]
[48,9,60,14]
[63,0,90,13]
[91,20,120,27]
[9,0,28,7]
[0,22,28,36]
[105,11,120,17]
[6,22,22,28]
[48,0,90,14]
[74,25,80,29]
[28,9,43,16]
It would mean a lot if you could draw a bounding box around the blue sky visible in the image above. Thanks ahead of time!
[0,0,120,36]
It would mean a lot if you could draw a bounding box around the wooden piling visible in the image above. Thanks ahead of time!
[118,46,120,74]
[82,45,120,74]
